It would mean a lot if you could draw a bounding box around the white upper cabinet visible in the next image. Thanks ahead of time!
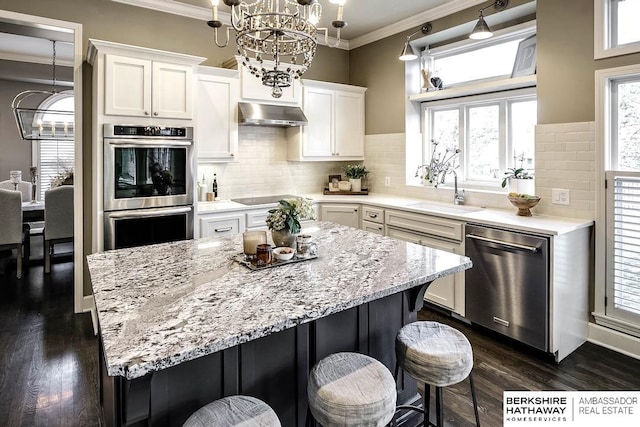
[196,66,239,162]
[287,80,366,161]
[224,56,301,105]
[105,54,193,119]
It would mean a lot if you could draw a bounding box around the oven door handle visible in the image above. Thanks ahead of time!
[106,140,192,147]
[108,207,192,219]
[466,234,540,253]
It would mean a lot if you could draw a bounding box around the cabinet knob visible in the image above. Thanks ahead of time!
[230,153,235,157]
[153,112,159,116]
[144,111,150,116]
[335,152,340,156]
[354,209,358,212]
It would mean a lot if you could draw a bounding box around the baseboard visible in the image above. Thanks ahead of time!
[588,322,640,360]
[82,295,98,336]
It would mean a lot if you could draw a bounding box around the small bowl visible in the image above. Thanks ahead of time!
[273,246,295,261]
[507,195,541,216]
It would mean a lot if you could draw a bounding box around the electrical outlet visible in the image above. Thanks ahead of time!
[385,177,391,186]
[552,188,570,205]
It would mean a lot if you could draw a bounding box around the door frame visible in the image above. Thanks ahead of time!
[0,9,84,314]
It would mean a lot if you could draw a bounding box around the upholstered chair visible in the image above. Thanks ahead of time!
[44,185,74,273]
[0,180,32,202]
[0,189,27,279]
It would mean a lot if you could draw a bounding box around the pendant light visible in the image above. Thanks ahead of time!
[399,23,432,61]
[469,0,509,40]
[11,40,74,141]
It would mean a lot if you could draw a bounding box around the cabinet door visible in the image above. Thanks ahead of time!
[334,90,364,158]
[196,73,238,161]
[386,227,459,311]
[362,220,384,235]
[320,204,360,229]
[152,61,193,119]
[105,54,151,117]
[302,87,334,158]
[239,65,301,104]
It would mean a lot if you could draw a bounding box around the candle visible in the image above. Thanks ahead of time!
[50,121,55,136]
[337,5,344,21]
[211,0,219,21]
[243,231,267,256]
[37,119,43,136]
[64,122,68,137]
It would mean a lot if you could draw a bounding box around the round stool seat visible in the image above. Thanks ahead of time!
[182,395,281,427]
[308,352,397,427]
[396,321,473,387]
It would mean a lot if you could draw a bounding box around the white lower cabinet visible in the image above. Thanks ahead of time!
[385,209,464,315]
[362,220,384,235]
[361,205,385,235]
[320,204,360,229]
[199,213,245,238]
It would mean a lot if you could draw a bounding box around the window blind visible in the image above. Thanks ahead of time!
[39,139,74,200]
[612,175,640,316]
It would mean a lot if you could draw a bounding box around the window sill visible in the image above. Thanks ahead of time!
[409,74,537,103]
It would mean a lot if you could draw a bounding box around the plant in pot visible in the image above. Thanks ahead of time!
[343,164,369,192]
[266,198,316,248]
[501,167,534,195]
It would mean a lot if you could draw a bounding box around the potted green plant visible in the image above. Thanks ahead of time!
[266,198,316,248]
[501,167,534,195]
[343,164,369,192]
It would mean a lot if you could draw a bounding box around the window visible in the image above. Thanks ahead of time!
[595,0,640,59]
[596,64,640,334]
[421,89,536,189]
[32,92,75,200]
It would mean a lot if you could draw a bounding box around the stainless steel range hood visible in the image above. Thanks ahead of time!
[237,102,308,127]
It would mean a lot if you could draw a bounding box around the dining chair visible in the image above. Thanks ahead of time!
[44,185,74,273]
[0,189,28,279]
[0,180,32,202]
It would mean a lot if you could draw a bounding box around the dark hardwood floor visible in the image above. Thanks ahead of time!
[0,253,101,427]
[1,251,639,427]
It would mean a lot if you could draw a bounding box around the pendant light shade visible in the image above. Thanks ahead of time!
[469,14,493,40]
[398,23,432,61]
[469,0,508,40]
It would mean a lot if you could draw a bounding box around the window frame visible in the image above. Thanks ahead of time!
[594,0,640,59]
[594,63,640,336]
[418,87,536,191]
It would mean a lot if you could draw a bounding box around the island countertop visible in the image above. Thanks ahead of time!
[87,221,472,380]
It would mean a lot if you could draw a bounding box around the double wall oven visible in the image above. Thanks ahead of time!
[103,124,195,250]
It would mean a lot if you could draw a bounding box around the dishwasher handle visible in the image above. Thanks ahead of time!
[466,234,540,253]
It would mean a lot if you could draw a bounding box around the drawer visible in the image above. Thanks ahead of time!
[385,209,463,241]
[362,220,384,235]
[199,214,244,238]
[362,206,384,224]
[246,209,270,229]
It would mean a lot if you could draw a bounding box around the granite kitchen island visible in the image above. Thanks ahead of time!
[87,221,472,427]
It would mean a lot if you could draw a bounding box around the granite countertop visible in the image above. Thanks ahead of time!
[198,194,593,236]
[87,221,471,380]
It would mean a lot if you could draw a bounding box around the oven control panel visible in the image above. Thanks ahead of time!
[104,124,192,139]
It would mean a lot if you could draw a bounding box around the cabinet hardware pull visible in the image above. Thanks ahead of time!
[493,316,510,327]
[214,227,233,232]
[144,111,149,115]
[466,234,540,253]
[230,153,235,157]
[108,206,191,219]
[153,112,159,116]
[368,213,377,218]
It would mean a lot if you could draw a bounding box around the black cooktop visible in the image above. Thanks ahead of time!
[231,195,299,206]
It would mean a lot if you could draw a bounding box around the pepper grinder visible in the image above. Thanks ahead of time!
[212,173,218,201]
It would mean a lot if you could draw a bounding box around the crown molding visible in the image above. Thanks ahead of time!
[349,0,486,49]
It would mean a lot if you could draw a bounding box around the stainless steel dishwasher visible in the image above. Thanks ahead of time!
[465,224,550,351]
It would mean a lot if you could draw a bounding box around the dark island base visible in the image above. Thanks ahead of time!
[100,285,430,427]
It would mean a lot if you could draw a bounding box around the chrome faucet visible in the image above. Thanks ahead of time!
[453,171,466,205]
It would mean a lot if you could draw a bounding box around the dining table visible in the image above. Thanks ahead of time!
[22,200,45,222]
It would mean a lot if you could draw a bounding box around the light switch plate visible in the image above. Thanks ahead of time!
[552,188,570,205]
[385,177,391,186]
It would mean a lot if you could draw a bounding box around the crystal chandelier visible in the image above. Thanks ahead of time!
[208,0,347,98]
[11,40,74,141]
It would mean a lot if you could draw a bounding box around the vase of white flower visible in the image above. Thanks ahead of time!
[266,198,316,248]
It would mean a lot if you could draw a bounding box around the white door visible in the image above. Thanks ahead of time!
[152,61,193,119]
[334,90,364,158]
[196,73,238,161]
[105,54,151,117]
[302,87,334,157]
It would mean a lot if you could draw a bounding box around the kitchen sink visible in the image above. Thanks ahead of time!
[404,202,484,215]
[231,194,299,205]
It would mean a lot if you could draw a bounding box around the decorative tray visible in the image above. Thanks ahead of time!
[232,253,318,271]
[323,187,369,195]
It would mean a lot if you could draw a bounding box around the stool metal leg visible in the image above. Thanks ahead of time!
[424,383,431,427]
[435,387,443,427]
[469,372,481,427]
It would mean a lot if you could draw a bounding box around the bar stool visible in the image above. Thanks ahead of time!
[395,321,480,427]
[182,395,281,427]
[308,352,397,426]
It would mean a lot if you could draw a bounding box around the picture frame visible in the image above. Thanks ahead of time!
[328,174,341,190]
[511,34,537,78]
